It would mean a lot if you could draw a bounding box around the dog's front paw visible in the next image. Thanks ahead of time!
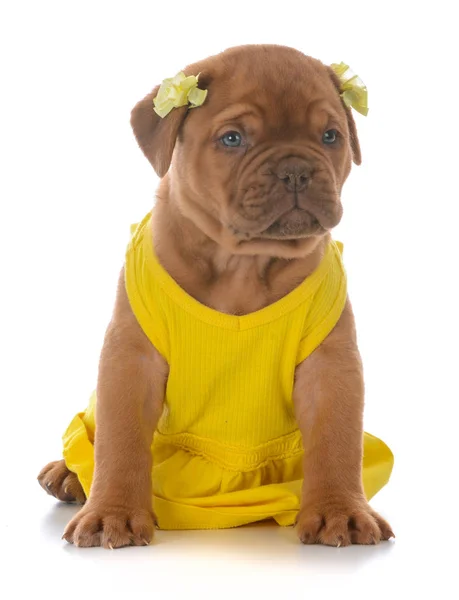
[63,503,156,549]
[295,497,394,547]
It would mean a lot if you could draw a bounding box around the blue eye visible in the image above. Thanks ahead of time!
[323,129,338,144]
[221,131,243,147]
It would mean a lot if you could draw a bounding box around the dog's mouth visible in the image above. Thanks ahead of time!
[260,208,323,240]
[229,208,324,241]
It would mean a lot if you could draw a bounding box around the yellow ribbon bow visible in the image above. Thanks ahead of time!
[330,62,368,116]
[153,72,208,118]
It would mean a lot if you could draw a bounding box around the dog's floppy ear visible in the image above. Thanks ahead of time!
[130,86,188,178]
[327,68,362,166]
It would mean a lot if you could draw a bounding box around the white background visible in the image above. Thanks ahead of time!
[1,0,457,597]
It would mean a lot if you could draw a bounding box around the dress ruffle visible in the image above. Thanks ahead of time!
[63,394,394,530]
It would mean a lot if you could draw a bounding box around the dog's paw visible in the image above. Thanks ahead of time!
[62,504,156,549]
[38,460,86,504]
[295,497,394,547]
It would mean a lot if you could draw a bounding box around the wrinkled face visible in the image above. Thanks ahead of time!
[132,46,361,256]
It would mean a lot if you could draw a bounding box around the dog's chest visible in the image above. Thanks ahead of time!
[207,259,271,315]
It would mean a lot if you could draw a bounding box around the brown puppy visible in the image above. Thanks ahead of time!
[38,45,393,548]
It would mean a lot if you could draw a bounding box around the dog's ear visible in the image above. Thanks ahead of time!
[327,68,362,166]
[130,86,188,178]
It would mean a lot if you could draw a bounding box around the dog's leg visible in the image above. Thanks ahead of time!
[293,299,394,546]
[62,269,168,549]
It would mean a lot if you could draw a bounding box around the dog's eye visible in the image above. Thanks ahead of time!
[322,129,338,144]
[220,131,243,147]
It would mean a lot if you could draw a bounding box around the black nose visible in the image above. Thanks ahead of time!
[275,159,310,192]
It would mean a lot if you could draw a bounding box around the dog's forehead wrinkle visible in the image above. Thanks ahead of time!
[197,71,341,137]
[212,103,263,125]
[212,99,336,140]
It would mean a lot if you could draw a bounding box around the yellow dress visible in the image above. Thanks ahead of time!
[63,213,393,530]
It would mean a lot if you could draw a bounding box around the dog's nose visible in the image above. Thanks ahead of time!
[275,159,310,192]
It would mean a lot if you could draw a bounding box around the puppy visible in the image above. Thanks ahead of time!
[38,45,394,548]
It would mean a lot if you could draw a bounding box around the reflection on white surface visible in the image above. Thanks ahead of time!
[40,500,396,570]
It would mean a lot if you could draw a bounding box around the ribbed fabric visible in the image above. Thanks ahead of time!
[62,213,394,530]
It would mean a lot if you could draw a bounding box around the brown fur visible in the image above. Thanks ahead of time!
[39,45,393,548]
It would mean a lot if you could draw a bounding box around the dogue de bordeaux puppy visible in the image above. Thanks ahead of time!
[38,44,394,549]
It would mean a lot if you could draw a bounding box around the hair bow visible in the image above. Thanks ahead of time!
[330,62,368,116]
[153,72,208,118]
